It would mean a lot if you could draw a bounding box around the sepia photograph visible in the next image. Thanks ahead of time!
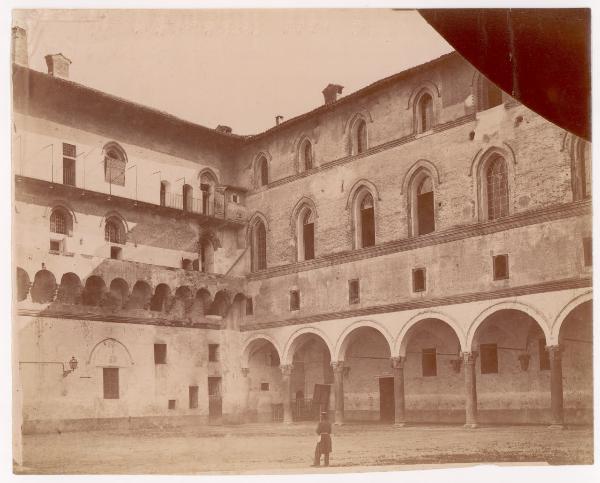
[7,4,595,479]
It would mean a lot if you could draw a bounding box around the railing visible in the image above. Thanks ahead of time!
[272,403,284,422]
[292,398,319,421]
[161,191,247,222]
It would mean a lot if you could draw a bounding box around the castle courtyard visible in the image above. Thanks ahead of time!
[16,423,594,474]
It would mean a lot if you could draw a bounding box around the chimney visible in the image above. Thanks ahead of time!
[275,115,284,126]
[216,125,233,134]
[322,84,344,105]
[45,53,72,79]
[11,27,28,67]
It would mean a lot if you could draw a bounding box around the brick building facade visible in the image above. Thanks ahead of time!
[12,26,592,434]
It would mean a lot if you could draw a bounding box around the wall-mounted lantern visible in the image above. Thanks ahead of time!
[19,355,79,378]
[63,356,79,377]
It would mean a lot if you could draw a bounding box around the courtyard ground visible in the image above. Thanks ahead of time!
[15,422,594,475]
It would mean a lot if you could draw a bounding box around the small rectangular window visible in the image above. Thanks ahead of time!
[49,240,61,253]
[154,343,167,364]
[110,246,122,260]
[493,254,509,280]
[538,339,550,371]
[480,343,498,374]
[103,367,119,399]
[349,279,360,305]
[412,268,426,292]
[260,382,270,391]
[168,399,176,410]
[189,386,199,409]
[290,290,300,311]
[232,193,240,203]
[209,344,220,362]
[62,142,76,158]
[246,297,254,315]
[422,348,437,377]
[583,237,592,267]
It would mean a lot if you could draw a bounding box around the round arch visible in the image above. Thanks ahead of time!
[99,210,129,234]
[394,310,466,356]
[43,200,78,224]
[282,327,334,365]
[466,301,551,350]
[87,337,134,366]
[334,320,394,361]
[241,333,282,368]
[550,291,593,344]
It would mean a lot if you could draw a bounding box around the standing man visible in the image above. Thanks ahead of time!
[312,411,332,467]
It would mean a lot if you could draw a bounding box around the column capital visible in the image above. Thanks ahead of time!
[330,361,345,373]
[280,364,293,376]
[461,351,478,365]
[390,356,406,369]
[241,367,250,377]
[546,344,562,355]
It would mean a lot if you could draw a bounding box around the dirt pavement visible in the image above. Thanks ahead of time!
[15,422,593,474]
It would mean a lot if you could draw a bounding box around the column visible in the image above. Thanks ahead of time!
[280,364,293,424]
[391,356,406,426]
[547,345,564,428]
[462,351,478,428]
[331,361,345,425]
[241,367,250,422]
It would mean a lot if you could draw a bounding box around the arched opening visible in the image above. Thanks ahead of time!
[300,139,313,171]
[296,205,315,261]
[200,171,218,216]
[485,155,509,220]
[250,219,267,272]
[16,267,30,302]
[104,216,126,244]
[257,156,269,187]
[338,326,392,422]
[352,119,367,155]
[160,180,170,207]
[50,207,73,236]
[286,333,333,421]
[181,258,193,270]
[150,283,171,312]
[225,293,246,330]
[30,269,57,304]
[82,275,107,306]
[471,309,550,424]
[170,285,193,318]
[353,189,375,249]
[125,281,152,310]
[244,338,282,422]
[109,278,129,309]
[477,75,503,111]
[400,318,462,423]
[409,170,435,236]
[200,237,215,273]
[208,289,231,317]
[416,92,433,133]
[103,143,127,186]
[558,300,593,424]
[182,184,193,212]
[57,272,83,305]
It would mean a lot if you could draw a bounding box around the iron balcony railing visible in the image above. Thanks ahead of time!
[161,192,247,222]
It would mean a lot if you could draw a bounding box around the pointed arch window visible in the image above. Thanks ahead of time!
[105,217,126,245]
[251,220,267,272]
[356,119,367,154]
[256,156,269,188]
[486,157,509,220]
[297,206,315,261]
[477,75,503,111]
[354,190,375,249]
[417,93,433,133]
[409,170,435,236]
[300,140,313,171]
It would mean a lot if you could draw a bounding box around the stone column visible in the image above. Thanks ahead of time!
[280,364,294,424]
[462,351,478,428]
[331,361,345,425]
[391,356,406,426]
[547,345,564,428]
[241,367,250,422]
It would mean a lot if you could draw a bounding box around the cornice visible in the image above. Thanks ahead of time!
[248,200,591,281]
[242,276,593,331]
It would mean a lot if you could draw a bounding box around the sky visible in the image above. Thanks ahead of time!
[13,9,453,134]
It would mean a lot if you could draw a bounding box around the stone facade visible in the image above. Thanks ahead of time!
[12,28,592,434]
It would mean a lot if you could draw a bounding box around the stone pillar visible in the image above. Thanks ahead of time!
[280,364,293,424]
[391,356,406,426]
[462,351,478,428]
[547,345,564,428]
[331,361,345,425]
[241,367,250,422]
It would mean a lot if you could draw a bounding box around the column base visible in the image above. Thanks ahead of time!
[333,421,344,426]
[463,423,478,429]
[394,422,406,428]
[548,423,565,430]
